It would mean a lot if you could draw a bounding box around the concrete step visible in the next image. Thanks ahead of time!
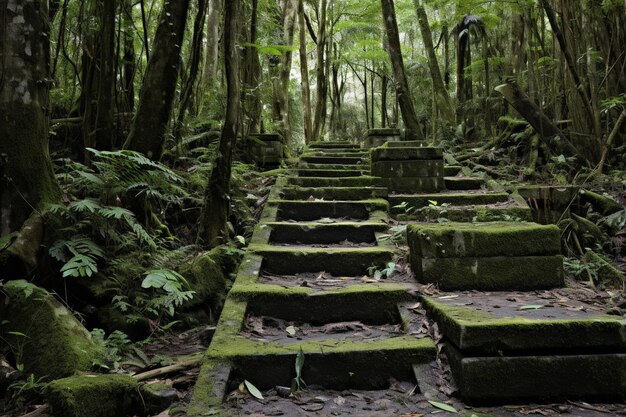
[272,199,388,221]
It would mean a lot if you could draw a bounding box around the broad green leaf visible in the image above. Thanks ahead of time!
[244,380,264,400]
[428,400,457,413]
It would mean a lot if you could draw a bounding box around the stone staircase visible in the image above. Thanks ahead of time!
[189,141,626,414]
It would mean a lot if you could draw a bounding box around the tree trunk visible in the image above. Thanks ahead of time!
[495,81,578,156]
[380,0,423,140]
[202,0,222,89]
[312,0,328,141]
[298,0,313,143]
[122,0,136,113]
[174,0,209,142]
[275,0,298,152]
[124,0,191,159]
[198,0,241,247]
[0,0,60,234]
[80,0,116,152]
[413,0,454,123]
[242,0,262,135]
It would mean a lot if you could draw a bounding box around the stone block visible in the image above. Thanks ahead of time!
[446,343,626,403]
[383,177,445,193]
[412,255,564,291]
[422,294,626,353]
[371,147,443,162]
[371,160,444,178]
[407,222,561,258]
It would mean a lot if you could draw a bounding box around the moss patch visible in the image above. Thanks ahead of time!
[46,374,139,417]
[1,280,98,379]
[178,247,228,309]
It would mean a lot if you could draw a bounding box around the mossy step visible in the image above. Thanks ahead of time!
[422,294,626,354]
[412,255,564,291]
[444,165,463,176]
[445,177,485,190]
[407,221,561,258]
[371,147,443,162]
[407,196,533,222]
[280,186,387,201]
[266,222,388,244]
[301,155,365,165]
[382,177,445,193]
[308,142,360,149]
[388,192,509,213]
[297,169,366,178]
[446,343,626,403]
[249,245,395,275]
[286,176,381,188]
[273,199,388,221]
[306,149,369,156]
[372,160,444,178]
[298,163,369,170]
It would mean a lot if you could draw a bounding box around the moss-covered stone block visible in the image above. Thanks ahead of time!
[280,186,387,201]
[446,343,626,403]
[407,222,561,258]
[383,177,445,193]
[297,168,366,177]
[250,245,395,276]
[1,280,99,379]
[46,374,139,417]
[422,294,626,354]
[268,221,387,244]
[307,142,360,149]
[371,160,444,178]
[301,155,364,165]
[286,176,382,188]
[274,199,389,221]
[411,198,533,222]
[444,177,485,190]
[413,255,564,291]
[444,165,462,176]
[384,140,429,147]
[388,192,509,213]
[371,147,443,162]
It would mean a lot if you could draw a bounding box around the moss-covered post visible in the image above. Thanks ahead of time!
[197,0,241,247]
[0,0,61,234]
[123,0,191,160]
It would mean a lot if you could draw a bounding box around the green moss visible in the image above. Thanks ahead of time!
[1,280,98,379]
[286,176,381,188]
[280,186,387,200]
[46,374,139,417]
[422,297,626,354]
[407,221,561,258]
[412,255,564,291]
[178,248,228,309]
[187,359,231,416]
[389,193,509,212]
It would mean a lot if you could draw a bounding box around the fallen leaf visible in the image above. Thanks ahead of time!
[428,400,457,413]
[286,325,297,336]
[518,304,545,310]
[244,379,264,400]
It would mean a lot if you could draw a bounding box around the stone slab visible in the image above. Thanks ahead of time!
[412,255,564,291]
[287,176,381,188]
[308,142,360,149]
[410,198,533,222]
[280,186,387,201]
[407,221,561,258]
[388,192,509,213]
[297,169,365,177]
[274,199,388,221]
[267,221,388,244]
[371,147,443,162]
[444,165,462,176]
[371,160,444,178]
[383,177,445,193]
[423,294,626,354]
[301,155,364,165]
[366,128,401,137]
[446,343,626,403]
[444,177,485,190]
[384,140,430,147]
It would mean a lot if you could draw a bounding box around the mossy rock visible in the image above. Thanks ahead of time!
[178,248,228,310]
[47,374,139,417]
[1,280,99,379]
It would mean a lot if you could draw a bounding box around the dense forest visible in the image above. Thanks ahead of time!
[1,0,625,416]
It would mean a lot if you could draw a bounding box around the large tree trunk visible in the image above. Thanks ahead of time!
[202,0,222,89]
[124,0,191,159]
[198,0,241,247]
[380,0,423,140]
[495,81,578,156]
[298,0,313,143]
[413,0,454,124]
[242,0,262,135]
[174,0,209,141]
[80,0,116,152]
[312,0,328,141]
[121,0,136,113]
[276,0,298,153]
[0,0,60,234]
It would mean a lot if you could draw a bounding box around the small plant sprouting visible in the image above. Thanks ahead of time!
[291,348,306,393]
[367,261,396,280]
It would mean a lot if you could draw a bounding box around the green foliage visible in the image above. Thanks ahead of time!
[367,261,396,280]
[291,348,306,392]
[7,374,48,409]
[91,328,132,370]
